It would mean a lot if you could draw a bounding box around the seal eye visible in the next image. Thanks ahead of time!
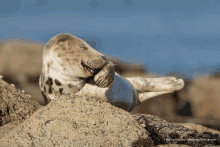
[80,47,88,50]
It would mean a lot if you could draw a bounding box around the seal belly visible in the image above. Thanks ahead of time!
[106,73,138,111]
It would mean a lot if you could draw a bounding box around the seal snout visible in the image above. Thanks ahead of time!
[81,61,103,75]
[88,56,106,68]
[82,55,107,75]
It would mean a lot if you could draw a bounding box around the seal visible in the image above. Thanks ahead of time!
[39,33,184,111]
[39,33,114,103]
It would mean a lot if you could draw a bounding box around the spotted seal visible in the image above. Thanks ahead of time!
[39,33,184,111]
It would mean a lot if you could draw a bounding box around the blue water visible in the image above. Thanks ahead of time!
[1,0,220,78]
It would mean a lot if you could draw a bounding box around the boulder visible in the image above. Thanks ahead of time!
[0,77,219,146]
[0,77,41,126]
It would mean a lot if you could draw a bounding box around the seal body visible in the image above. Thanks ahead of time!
[39,33,138,111]
[106,73,138,112]
[40,33,184,112]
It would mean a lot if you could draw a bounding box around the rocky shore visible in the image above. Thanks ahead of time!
[0,78,219,146]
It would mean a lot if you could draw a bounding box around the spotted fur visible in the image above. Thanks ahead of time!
[39,33,184,112]
[39,33,114,104]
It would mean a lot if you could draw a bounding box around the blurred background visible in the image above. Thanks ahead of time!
[1,0,220,131]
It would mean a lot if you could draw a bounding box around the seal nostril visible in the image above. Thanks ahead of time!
[101,56,106,60]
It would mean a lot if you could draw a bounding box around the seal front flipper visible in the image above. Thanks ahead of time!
[94,61,115,88]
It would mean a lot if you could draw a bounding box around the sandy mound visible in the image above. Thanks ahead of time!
[0,78,219,146]
[0,90,151,146]
[0,77,41,127]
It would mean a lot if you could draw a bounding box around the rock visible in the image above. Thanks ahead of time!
[0,40,44,104]
[0,78,42,126]
[157,144,191,147]
[188,77,220,120]
[0,94,152,147]
[0,121,20,139]
[132,114,220,146]
[0,78,219,146]
[179,122,220,136]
